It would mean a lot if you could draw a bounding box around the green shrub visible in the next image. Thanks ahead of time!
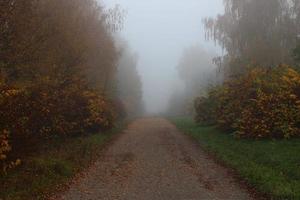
[194,88,219,125]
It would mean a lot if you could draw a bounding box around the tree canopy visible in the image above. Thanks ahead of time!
[204,0,300,76]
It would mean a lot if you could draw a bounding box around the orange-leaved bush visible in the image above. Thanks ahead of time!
[234,66,300,138]
[195,65,300,138]
[0,130,11,173]
[0,77,117,172]
[0,82,22,174]
[83,91,116,132]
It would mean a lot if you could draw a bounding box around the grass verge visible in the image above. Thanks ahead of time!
[172,118,300,200]
[0,122,127,200]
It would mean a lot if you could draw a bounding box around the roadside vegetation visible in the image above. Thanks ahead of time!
[170,0,300,198]
[0,0,143,199]
[170,2,300,136]
[194,0,300,137]
[195,65,300,138]
[173,118,300,199]
[0,0,119,175]
[0,122,126,200]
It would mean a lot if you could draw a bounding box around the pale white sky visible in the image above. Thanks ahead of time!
[101,0,223,113]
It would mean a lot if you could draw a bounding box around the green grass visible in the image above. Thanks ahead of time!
[172,118,300,200]
[0,122,126,200]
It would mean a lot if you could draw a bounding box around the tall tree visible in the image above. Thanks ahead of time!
[204,0,300,76]
[0,0,122,93]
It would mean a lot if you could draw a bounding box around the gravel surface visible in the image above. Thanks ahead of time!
[57,118,253,200]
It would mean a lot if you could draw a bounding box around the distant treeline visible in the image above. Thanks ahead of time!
[0,0,143,173]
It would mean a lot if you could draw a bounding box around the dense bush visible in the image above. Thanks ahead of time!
[83,90,116,132]
[0,130,11,173]
[0,83,22,173]
[0,78,117,174]
[194,89,219,125]
[195,65,300,138]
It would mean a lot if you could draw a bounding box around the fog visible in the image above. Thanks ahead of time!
[101,0,223,114]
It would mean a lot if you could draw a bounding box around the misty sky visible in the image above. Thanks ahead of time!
[101,0,223,113]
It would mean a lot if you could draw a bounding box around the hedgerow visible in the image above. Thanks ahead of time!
[0,78,117,174]
[195,65,300,139]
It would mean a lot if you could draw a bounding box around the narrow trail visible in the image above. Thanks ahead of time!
[57,118,253,200]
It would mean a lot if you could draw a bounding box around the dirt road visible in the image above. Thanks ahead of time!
[57,118,253,200]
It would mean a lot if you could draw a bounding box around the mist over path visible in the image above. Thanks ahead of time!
[102,0,223,114]
[57,118,252,200]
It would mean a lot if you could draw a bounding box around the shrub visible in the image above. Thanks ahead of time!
[83,91,116,132]
[234,66,300,138]
[0,82,19,173]
[0,130,11,173]
[194,88,219,125]
[195,65,300,138]
[0,130,21,174]
[0,77,117,173]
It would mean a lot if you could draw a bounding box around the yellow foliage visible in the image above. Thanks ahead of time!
[195,65,300,138]
[0,129,17,174]
[0,78,117,174]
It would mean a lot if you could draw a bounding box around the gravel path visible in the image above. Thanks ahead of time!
[57,118,253,200]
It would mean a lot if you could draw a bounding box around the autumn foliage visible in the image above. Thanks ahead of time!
[195,65,300,138]
[0,0,125,174]
[0,77,117,172]
[197,0,300,139]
